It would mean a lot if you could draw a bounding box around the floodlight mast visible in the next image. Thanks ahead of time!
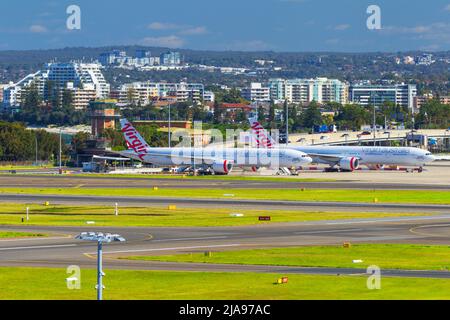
[76,232,126,301]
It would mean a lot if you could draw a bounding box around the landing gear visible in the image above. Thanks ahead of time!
[324,167,340,173]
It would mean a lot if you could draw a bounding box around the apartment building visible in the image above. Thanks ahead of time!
[241,83,270,102]
[349,83,417,111]
[2,62,110,109]
[112,82,206,105]
[269,78,348,105]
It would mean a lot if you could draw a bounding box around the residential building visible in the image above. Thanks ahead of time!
[440,96,450,105]
[0,83,9,108]
[203,91,215,103]
[160,51,182,66]
[2,62,110,109]
[241,83,270,102]
[112,81,205,105]
[268,78,348,105]
[99,50,160,68]
[349,83,417,111]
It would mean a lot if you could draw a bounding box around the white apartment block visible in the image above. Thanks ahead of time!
[269,78,349,105]
[2,62,110,109]
[241,83,270,102]
[112,82,206,105]
[349,83,417,111]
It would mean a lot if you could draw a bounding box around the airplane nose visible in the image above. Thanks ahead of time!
[304,157,313,164]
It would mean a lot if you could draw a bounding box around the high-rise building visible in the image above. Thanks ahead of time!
[160,51,182,66]
[135,50,151,59]
[2,62,110,109]
[241,83,270,102]
[269,78,348,105]
[349,83,417,111]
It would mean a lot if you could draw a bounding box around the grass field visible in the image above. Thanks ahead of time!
[0,267,449,300]
[0,204,425,227]
[0,231,47,238]
[124,244,450,271]
[0,187,449,204]
[77,174,336,183]
[0,166,54,171]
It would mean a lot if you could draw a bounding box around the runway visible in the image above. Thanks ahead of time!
[0,174,449,190]
[1,193,450,213]
[0,216,449,278]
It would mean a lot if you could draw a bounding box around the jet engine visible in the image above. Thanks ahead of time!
[339,157,359,171]
[211,160,234,175]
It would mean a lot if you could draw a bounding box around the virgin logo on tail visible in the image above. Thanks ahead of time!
[121,121,149,161]
[249,118,275,149]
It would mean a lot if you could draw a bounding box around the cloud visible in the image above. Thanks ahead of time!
[179,26,208,35]
[140,35,185,48]
[381,23,450,43]
[148,22,180,30]
[148,22,208,36]
[29,25,48,33]
[334,24,350,31]
[445,4,450,11]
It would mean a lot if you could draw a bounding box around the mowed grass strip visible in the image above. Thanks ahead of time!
[0,187,449,204]
[0,267,449,300]
[0,204,428,227]
[124,244,450,271]
[7,173,334,183]
[0,231,47,239]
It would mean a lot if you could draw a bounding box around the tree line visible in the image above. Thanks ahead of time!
[0,121,67,162]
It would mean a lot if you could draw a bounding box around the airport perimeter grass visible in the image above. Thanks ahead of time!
[80,173,336,183]
[0,204,425,227]
[0,187,449,204]
[0,231,47,238]
[0,267,449,300]
[0,165,54,171]
[125,244,450,271]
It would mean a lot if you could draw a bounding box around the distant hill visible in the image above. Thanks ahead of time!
[1,46,449,94]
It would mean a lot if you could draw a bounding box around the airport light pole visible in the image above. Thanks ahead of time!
[168,104,172,148]
[285,101,289,146]
[59,129,62,173]
[76,232,126,301]
[35,135,38,165]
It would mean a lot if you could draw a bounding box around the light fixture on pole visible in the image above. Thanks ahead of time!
[75,232,126,301]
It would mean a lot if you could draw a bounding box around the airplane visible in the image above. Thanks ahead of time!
[118,119,313,175]
[248,117,436,172]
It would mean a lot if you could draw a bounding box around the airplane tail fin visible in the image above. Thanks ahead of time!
[120,119,150,155]
[248,116,277,148]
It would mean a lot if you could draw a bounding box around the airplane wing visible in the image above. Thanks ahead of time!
[306,153,361,165]
[136,151,231,165]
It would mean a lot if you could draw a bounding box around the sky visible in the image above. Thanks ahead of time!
[1,0,450,52]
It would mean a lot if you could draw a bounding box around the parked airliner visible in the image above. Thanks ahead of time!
[119,119,312,174]
[248,117,436,171]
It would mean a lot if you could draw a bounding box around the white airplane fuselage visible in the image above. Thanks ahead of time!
[120,147,312,168]
[292,146,435,167]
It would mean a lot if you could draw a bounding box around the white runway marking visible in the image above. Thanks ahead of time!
[0,236,69,242]
[0,244,77,251]
[151,236,229,242]
[325,215,450,225]
[91,244,241,255]
[294,228,364,235]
